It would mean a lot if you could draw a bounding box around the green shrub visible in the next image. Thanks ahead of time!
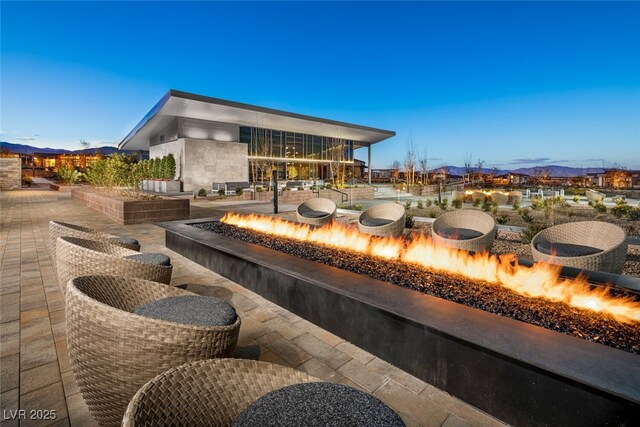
[57,165,81,184]
[472,198,481,207]
[235,187,244,196]
[592,201,607,213]
[416,199,424,209]
[521,222,548,244]
[425,198,432,207]
[21,175,33,187]
[297,186,304,191]
[405,213,415,229]
[530,198,544,210]
[451,199,462,209]
[481,198,491,212]
[337,203,346,209]
[512,199,520,210]
[325,183,333,189]
[611,204,632,218]
[404,200,412,210]
[197,188,207,198]
[354,204,363,211]
[218,189,225,196]
[627,207,640,221]
[428,210,437,218]
[440,198,449,210]
[519,208,534,223]
[572,194,580,204]
[284,187,291,191]
[256,186,264,192]
[491,200,498,215]
[496,213,509,225]
[614,197,627,206]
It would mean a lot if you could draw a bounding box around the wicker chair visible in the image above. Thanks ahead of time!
[471,191,486,204]
[431,209,497,253]
[122,358,319,427]
[531,221,627,274]
[55,236,172,296]
[586,189,605,203]
[296,197,336,226]
[49,221,140,270]
[492,192,509,206]
[66,275,241,427]
[358,203,406,237]
[451,191,465,202]
[507,191,522,205]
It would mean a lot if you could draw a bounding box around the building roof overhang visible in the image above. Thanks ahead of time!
[119,90,396,151]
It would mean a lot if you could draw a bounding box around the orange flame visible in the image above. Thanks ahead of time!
[221,212,640,323]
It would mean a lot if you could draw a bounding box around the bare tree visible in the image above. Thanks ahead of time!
[390,160,400,182]
[418,148,429,184]
[463,153,473,184]
[474,159,485,183]
[326,137,347,187]
[404,134,416,185]
[253,128,274,183]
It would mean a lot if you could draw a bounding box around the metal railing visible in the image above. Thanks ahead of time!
[347,178,378,192]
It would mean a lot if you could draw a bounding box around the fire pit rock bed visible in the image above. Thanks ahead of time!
[193,221,640,355]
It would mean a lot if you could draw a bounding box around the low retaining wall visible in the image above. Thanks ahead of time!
[50,183,75,192]
[212,187,375,204]
[72,188,189,225]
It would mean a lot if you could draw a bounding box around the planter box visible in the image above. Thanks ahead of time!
[72,188,189,225]
[50,183,76,192]
[161,219,640,427]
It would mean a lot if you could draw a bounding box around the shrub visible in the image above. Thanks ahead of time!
[325,183,333,189]
[519,208,534,223]
[57,165,81,184]
[611,204,632,218]
[428,210,438,218]
[353,204,363,211]
[481,198,491,212]
[440,198,449,210]
[256,186,264,192]
[491,200,498,215]
[572,194,580,204]
[283,187,291,191]
[521,222,548,244]
[512,199,520,210]
[197,188,207,198]
[496,213,509,225]
[404,200,412,210]
[614,197,627,206]
[235,187,244,196]
[416,199,423,209]
[592,201,607,213]
[405,213,415,229]
[21,175,33,187]
[472,198,481,207]
[218,189,225,196]
[425,198,433,207]
[297,186,305,191]
[337,203,346,209]
[530,198,544,210]
[627,207,640,221]
[451,199,462,209]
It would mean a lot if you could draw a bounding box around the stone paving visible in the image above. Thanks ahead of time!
[0,188,507,427]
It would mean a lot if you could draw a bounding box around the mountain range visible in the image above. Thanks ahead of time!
[1,141,608,177]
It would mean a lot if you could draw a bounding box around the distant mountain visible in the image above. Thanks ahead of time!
[0,141,134,156]
[427,165,605,178]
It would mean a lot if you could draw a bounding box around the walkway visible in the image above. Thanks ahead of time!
[0,189,506,427]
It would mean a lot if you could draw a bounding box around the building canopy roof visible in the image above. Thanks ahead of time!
[119,90,395,151]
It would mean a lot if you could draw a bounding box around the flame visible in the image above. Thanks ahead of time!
[220,212,640,323]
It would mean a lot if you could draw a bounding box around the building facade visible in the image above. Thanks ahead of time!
[119,90,395,191]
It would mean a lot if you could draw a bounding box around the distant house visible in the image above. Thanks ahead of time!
[370,168,397,182]
[585,170,633,188]
[493,172,530,186]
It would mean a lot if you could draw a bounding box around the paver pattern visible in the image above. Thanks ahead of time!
[0,188,507,427]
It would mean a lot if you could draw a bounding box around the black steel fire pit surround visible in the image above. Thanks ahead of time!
[160,219,639,427]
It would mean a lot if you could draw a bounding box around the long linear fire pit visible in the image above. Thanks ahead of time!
[160,217,640,426]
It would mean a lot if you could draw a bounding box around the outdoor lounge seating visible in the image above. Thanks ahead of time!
[452,190,465,201]
[432,209,497,253]
[66,275,241,426]
[531,221,627,274]
[55,236,172,296]
[49,221,140,270]
[358,203,406,237]
[586,189,605,203]
[286,180,304,189]
[225,181,251,195]
[507,191,523,205]
[296,197,336,226]
[471,191,486,203]
[492,192,508,205]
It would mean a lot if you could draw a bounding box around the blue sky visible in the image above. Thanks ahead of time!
[2,1,639,169]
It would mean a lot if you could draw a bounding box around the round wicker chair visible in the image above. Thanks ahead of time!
[296,197,337,226]
[49,221,140,270]
[492,192,508,206]
[531,221,627,274]
[55,236,172,297]
[66,275,242,427]
[586,189,605,203]
[358,203,406,237]
[507,191,522,205]
[122,358,319,427]
[471,191,486,204]
[451,191,465,202]
[431,209,497,253]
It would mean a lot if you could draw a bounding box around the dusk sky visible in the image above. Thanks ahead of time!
[2,1,639,169]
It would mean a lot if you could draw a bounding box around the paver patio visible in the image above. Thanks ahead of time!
[0,188,507,427]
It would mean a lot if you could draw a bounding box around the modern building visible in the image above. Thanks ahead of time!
[119,90,395,191]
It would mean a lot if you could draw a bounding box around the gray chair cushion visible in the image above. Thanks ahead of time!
[536,242,603,257]
[133,296,237,326]
[124,253,171,266]
[437,227,484,240]
[360,218,394,227]
[109,236,139,246]
[234,382,405,427]
[301,210,329,219]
